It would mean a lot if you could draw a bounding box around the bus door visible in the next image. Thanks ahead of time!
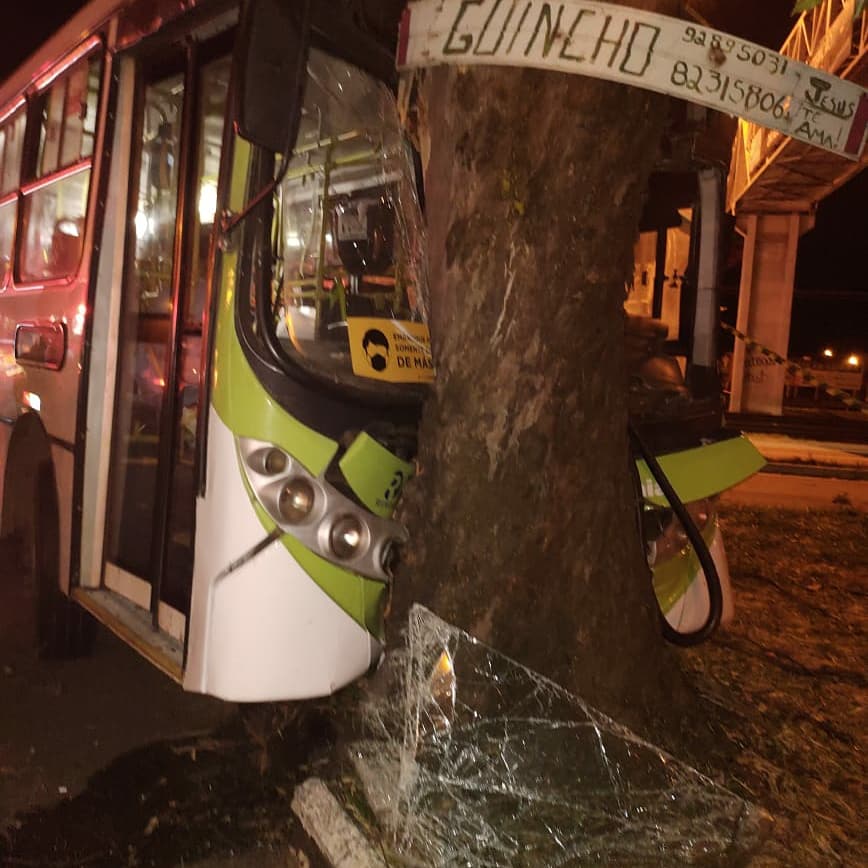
[103,38,230,644]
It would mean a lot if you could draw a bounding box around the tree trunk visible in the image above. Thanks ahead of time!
[391,47,691,733]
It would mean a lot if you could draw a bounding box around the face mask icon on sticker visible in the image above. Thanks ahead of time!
[362,328,390,372]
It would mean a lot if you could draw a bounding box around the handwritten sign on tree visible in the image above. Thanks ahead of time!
[397,0,868,160]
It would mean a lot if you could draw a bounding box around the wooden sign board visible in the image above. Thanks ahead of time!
[398,0,868,160]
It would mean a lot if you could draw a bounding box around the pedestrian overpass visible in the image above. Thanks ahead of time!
[725,0,868,415]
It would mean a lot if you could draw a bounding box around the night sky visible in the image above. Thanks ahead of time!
[4,1,866,356]
[1,3,89,80]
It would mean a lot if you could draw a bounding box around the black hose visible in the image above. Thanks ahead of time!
[628,423,723,646]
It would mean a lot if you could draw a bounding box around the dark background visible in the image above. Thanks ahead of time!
[4,1,866,357]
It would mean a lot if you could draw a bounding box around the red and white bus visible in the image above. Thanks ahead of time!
[0,0,431,700]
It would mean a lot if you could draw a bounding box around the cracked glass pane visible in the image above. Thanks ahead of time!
[352,605,766,866]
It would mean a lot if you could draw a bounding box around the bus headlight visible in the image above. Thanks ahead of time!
[245,445,289,475]
[278,478,316,523]
[263,448,288,475]
[237,436,407,583]
[330,515,366,559]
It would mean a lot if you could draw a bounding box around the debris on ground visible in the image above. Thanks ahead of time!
[349,605,767,866]
[1,505,863,866]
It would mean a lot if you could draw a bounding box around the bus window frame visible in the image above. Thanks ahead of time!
[13,36,105,291]
[0,191,17,293]
[0,99,26,293]
[232,53,428,415]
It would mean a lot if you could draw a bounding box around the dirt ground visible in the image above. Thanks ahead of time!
[0,503,865,866]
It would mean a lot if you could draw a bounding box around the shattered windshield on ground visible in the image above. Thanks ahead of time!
[351,606,766,866]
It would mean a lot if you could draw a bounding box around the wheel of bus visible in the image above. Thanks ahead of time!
[32,461,96,660]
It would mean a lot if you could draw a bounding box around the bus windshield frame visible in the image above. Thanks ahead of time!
[234,46,430,409]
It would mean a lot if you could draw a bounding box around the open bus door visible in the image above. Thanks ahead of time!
[94,27,233,676]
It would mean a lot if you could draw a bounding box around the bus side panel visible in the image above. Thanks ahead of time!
[0,283,87,594]
[184,407,375,702]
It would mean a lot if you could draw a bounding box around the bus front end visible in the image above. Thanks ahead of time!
[185,10,430,701]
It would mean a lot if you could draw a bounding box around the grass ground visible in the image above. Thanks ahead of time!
[681,505,867,866]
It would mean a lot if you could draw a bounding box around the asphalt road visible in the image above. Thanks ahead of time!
[0,541,231,834]
[0,539,328,867]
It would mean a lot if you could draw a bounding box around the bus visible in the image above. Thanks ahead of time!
[0,0,430,701]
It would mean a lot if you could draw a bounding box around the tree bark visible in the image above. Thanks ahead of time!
[391,39,692,733]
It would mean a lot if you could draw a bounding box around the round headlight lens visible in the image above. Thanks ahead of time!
[278,478,315,523]
[263,448,288,475]
[330,515,365,560]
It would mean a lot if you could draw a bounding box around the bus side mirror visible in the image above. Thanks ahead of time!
[235,0,311,154]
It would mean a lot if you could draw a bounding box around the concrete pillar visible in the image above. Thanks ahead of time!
[729,212,814,415]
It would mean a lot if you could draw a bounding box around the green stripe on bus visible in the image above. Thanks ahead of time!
[211,134,338,475]
[211,252,338,476]
[636,435,765,506]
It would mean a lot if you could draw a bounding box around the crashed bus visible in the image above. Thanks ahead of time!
[0,0,429,700]
[0,0,771,702]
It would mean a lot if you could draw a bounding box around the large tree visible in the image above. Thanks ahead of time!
[382,0,686,736]
[358,0,795,737]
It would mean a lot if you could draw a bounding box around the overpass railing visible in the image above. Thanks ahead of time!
[727,0,868,212]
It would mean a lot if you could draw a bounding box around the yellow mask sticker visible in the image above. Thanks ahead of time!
[347,317,435,383]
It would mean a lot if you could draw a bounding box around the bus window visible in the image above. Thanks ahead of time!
[0,109,25,193]
[130,71,184,316]
[106,66,185,581]
[0,108,25,286]
[19,51,102,283]
[268,49,426,388]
